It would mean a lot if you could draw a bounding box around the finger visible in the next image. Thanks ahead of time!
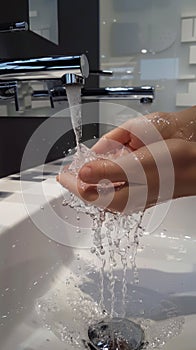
[79,144,155,185]
[92,121,132,154]
[57,170,121,211]
[103,114,175,151]
[92,112,175,156]
[91,115,161,155]
[124,116,160,150]
[96,183,147,214]
[109,183,149,214]
[127,113,177,149]
[58,170,148,214]
[57,171,99,202]
[79,158,129,184]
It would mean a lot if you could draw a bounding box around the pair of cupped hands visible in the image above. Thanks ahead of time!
[57,107,196,214]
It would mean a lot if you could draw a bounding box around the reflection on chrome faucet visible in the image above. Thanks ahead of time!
[0,21,28,33]
[0,54,89,111]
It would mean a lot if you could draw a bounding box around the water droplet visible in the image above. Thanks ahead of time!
[110,261,117,268]
[139,309,145,315]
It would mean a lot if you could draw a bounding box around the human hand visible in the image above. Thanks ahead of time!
[58,138,196,213]
[91,106,196,155]
[57,107,196,213]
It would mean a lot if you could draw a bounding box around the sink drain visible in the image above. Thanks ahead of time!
[88,318,145,350]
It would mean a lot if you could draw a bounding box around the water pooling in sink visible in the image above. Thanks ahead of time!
[36,87,185,349]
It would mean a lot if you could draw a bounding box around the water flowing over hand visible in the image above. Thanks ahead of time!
[57,106,196,214]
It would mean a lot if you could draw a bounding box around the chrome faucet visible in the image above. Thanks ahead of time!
[0,21,28,33]
[81,86,154,104]
[32,84,155,107]
[0,54,89,110]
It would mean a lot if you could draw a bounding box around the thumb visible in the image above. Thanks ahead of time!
[78,140,165,186]
[79,158,128,184]
[78,149,149,185]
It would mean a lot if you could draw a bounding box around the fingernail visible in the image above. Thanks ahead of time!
[79,165,92,181]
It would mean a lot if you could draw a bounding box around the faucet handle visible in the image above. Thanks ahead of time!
[89,70,113,76]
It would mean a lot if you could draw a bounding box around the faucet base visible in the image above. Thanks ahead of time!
[88,318,145,350]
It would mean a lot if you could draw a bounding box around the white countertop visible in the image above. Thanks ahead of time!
[0,159,65,234]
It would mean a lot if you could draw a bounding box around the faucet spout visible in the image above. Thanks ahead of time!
[0,54,89,83]
[0,54,89,110]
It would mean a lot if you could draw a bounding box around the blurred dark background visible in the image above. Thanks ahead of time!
[0,0,100,177]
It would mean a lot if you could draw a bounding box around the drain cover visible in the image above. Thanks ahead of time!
[88,318,145,350]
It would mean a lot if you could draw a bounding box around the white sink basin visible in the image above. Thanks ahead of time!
[0,165,196,350]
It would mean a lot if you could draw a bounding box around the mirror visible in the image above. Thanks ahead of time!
[28,0,59,45]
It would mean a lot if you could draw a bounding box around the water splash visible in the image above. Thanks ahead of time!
[39,89,185,348]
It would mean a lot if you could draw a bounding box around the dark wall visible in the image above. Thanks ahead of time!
[0,116,99,178]
[58,0,100,88]
[0,0,99,88]
[0,0,100,178]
